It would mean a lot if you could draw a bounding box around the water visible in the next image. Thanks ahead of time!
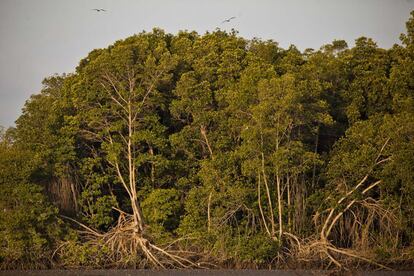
[1,270,413,276]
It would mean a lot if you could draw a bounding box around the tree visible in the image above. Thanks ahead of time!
[343,37,391,123]
[68,29,197,267]
[0,129,63,269]
[14,75,79,214]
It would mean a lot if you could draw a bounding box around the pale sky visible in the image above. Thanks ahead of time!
[1,0,413,127]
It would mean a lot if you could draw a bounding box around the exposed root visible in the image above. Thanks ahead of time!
[289,197,397,270]
[289,235,392,271]
[326,246,391,270]
[60,214,207,268]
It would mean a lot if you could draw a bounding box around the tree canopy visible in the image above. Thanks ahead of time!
[1,12,414,270]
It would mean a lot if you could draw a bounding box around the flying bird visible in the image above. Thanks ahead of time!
[92,8,107,12]
[222,16,236,23]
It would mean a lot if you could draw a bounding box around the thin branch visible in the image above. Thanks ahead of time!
[102,72,128,105]
[60,215,103,237]
[100,82,129,114]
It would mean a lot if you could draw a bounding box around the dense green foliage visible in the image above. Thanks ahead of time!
[0,129,63,269]
[1,12,414,269]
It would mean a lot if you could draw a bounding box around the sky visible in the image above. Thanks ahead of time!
[1,0,414,128]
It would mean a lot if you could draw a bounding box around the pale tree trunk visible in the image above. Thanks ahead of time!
[276,172,283,241]
[101,71,155,235]
[287,175,291,233]
[261,151,275,237]
[201,125,214,232]
[94,68,200,268]
[127,84,146,234]
[275,117,283,241]
[259,128,276,237]
[258,170,271,236]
